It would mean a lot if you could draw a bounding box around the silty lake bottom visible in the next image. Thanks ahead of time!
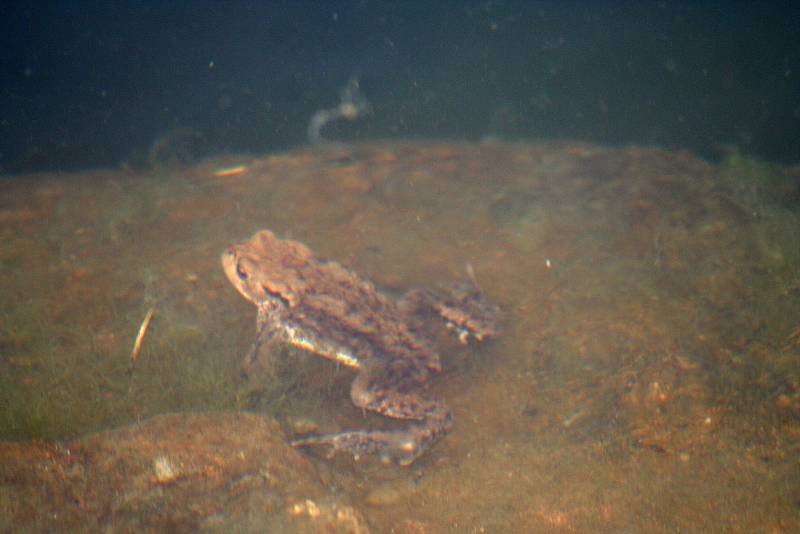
[1,140,799,532]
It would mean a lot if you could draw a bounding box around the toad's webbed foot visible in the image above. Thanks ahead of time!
[401,275,502,344]
[292,411,452,466]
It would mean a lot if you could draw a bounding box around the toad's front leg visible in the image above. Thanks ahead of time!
[241,304,289,376]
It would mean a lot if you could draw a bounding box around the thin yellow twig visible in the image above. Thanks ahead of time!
[129,306,155,374]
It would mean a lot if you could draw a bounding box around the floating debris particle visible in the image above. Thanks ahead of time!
[213,164,248,177]
[307,76,371,144]
[129,306,155,374]
[562,409,585,428]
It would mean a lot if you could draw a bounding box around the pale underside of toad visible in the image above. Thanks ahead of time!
[221,230,501,465]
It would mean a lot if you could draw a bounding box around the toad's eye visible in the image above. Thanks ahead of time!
[236,263,249,281]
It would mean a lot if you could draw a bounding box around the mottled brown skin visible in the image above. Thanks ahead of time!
[222,230,500,465]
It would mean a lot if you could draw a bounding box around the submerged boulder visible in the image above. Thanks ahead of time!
[0,412,369,533]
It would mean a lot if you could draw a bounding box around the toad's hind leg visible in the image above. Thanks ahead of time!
[291,364,452,466]
[401,277,502,344]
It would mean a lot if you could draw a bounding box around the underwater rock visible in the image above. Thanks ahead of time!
[0,412,369,533]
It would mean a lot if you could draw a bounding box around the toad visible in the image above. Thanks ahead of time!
[222,230,500,465]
